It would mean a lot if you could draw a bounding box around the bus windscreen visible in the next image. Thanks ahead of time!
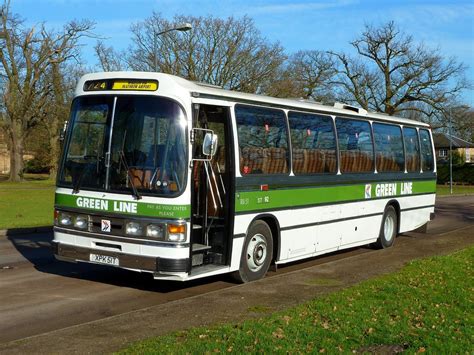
[58,95,187,197]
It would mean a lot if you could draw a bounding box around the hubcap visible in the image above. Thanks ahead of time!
[246,234,267,272]
[384,214,395,241]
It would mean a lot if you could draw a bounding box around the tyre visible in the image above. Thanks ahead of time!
[232,220,273,283]
[374,205,398,249]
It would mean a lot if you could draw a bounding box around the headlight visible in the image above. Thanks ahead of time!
[74,215,88,229]
[146,224,164,239]
[125,222,142,236]
[58,212,72,226]
[167,224,186,242]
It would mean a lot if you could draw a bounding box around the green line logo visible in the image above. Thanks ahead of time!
[55,193,191,219]
[235,180,435,212]
[365,184,372,199]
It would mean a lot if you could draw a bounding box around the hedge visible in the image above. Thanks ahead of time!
[437,164,474,184]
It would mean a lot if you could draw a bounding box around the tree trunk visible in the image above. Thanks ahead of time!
[8,127,24,182]
[49,63,64,181]
[49,165,58,181]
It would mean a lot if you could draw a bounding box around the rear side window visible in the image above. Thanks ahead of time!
[373,123,404,172]
[403,127,420,172]
[235,105,289,175]
[288,111,337,174]
[420,129,434,172]
[336,118,374,173]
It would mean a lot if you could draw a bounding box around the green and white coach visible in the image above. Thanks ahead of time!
[53,71,436,282]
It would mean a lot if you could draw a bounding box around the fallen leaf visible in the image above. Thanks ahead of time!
[272,327,285,339]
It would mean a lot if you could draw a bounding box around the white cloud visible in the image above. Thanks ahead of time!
[386,3,474,26]
[250,0,357,15]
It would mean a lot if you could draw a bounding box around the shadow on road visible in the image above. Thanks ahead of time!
[6,232,233,292]
[6,230,376,292]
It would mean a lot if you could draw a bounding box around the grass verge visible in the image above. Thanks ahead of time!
[436,184,474,196]
[0,179,55,229]
[120,246,474,354]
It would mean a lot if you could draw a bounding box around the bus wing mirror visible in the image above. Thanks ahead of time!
[203,132,218,157]
[59,120,68,141]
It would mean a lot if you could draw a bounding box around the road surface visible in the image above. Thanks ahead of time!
[0,195,472,347]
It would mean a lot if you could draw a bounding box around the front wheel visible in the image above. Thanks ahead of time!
[374,205,398,249]
[232,220,273,283]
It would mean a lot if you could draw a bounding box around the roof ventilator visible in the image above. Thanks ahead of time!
[334,102,368,115]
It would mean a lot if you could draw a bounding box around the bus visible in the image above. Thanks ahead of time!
[53,72,436,282]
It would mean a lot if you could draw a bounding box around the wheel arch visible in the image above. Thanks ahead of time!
[386,199,401,234]
[247,213,281,263]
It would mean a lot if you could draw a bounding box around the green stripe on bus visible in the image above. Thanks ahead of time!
[235,180,436,212]
[55,193,191,219]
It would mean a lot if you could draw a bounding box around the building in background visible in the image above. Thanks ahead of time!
[433,133,474,164]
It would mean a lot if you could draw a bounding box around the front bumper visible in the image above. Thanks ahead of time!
[52,240,190,273]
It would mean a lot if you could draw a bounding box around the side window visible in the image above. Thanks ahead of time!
[336,118,374,173]
[288,111,337,174]
[373,123,404,172]
[235,104,289,175]
[420,129,434,172]
[403,127,420,172]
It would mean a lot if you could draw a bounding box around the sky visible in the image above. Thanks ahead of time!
[11,0,474,105]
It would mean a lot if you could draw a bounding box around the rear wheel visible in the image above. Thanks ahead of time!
[374,205,397,249]
[232,220,273,283]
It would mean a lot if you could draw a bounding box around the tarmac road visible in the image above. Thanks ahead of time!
[0,195,472,351]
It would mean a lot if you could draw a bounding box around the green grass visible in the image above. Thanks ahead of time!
[0,178,55,229]
[0,173,51,183]
[436,184,474,196]
[120,247,474,354]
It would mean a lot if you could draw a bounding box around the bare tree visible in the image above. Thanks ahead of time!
[0,0,94,181]
[45,62,85,179]
[290,50,336,102]
[265,50,336,102]
[263,68,303,99]
[126,14,285,93]
[21,63,85,178]
[330,21,469,118]
[447,105,473,142]
[94,40,125,71]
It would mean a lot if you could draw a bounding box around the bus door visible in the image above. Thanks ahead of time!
[190,104,234,269]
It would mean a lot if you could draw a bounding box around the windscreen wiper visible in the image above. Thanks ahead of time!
[118,150,142,200]
[72,158,94,194]
[72,165,86,194]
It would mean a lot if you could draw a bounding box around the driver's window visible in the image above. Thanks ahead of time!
[68,104,108,158]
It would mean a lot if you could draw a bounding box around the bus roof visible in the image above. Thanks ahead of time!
[77,72,431,128]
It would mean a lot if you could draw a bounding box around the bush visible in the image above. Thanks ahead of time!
[437,164,474,184]
[23,157,50,174]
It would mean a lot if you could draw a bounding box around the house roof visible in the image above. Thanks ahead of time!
[433,132,474,149]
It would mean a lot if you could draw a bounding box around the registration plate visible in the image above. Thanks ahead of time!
[89,253,119,266]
